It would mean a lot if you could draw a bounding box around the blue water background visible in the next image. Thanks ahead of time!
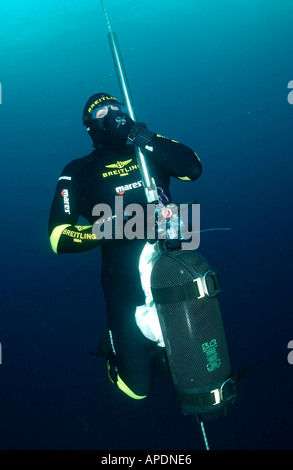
[0,0,292,450]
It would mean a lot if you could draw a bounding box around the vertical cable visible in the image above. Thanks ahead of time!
[100,0,112,33]
[200,421,210,450]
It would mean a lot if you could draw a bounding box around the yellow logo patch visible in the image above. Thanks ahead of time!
[105,159,132,169]
[102,159,139,178]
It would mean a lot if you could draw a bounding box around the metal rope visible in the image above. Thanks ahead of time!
[200,421,210,450]
[100,0,112,33]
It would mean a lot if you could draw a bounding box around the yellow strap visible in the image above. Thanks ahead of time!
[117,375,147,400]
[178,176,192,182]
[156,134,179,143]
[49,224,71,253]
[107,360,147,399]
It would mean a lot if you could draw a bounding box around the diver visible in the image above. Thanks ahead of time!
[48,92,202,400]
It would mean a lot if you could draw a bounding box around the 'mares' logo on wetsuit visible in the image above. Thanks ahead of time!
[115,180,143,195]
[102,159,139,178]
[61,189,70,214]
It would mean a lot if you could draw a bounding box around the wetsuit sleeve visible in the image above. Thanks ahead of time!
[48,164,99,254]
[147,134,202,182]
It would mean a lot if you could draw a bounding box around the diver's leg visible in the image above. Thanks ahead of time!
[106,306,156,399]
[100,240,157,399]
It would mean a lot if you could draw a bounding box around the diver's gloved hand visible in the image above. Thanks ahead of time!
[103,109,154,147]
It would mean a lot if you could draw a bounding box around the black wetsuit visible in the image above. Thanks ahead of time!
[48,134,202,398]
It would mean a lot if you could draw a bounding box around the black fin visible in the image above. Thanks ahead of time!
[236,359,264,381]
[88,331,112,358]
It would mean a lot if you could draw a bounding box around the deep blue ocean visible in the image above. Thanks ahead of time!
[0,0,292,452]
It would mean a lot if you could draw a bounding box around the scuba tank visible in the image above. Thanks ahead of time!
[150,246,237,422]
